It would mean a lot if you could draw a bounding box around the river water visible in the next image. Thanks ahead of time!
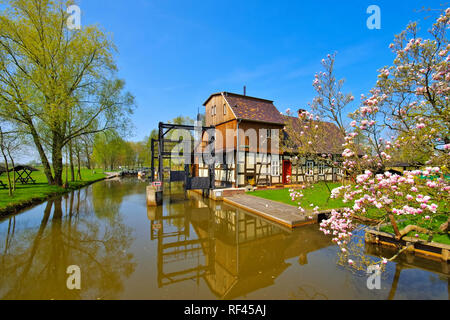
[0,178,448,300]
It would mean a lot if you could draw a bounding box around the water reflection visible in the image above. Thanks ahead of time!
[0,190,136,300]
[148,192,333,299]
[0,178,448,300]
[365,241,450,300]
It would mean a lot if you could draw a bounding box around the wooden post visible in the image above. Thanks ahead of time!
[147,185,163,207]
[158,123,164,183]
[150,138,155,182]
[442,249,449,262]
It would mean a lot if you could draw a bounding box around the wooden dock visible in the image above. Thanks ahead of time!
[223,194,323,229]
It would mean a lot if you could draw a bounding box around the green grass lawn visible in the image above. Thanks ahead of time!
[248,182,346,211]
[0,168,106,213]
[247,182,450,245]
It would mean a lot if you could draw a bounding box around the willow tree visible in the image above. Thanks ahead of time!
[0,0,135,185]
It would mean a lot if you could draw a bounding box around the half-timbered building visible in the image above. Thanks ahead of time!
[198,91,345,188]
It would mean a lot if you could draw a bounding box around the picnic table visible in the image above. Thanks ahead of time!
[11,165,38,185]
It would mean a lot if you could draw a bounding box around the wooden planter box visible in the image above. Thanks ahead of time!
[366,229,450,262]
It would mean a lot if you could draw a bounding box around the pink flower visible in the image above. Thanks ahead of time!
[416,87,426,95]
[416,123,426,129]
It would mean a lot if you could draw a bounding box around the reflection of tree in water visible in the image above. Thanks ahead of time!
[0,190,136,300]
[91,178,147,220]
[342,240,450,300]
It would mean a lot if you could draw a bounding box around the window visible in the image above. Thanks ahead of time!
[271,159,280,177]
[211,105,216,116]
[333,167,342,175]
[318,162,326,175]
[267,129,272,138]
[306,161,314,176]
[224,103,227,115]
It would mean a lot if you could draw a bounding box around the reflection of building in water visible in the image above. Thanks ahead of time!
[148,201,213,288]
[148,193,331,299]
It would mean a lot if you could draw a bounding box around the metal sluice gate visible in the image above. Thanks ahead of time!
[150,122,216,191]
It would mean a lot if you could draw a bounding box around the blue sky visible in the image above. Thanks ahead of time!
[79,0,445,142]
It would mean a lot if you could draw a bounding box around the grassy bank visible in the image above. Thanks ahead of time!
[248,183,449,245]
[248,182,346,211]
[0,168,107,215]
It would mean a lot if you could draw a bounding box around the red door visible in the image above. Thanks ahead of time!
[283,161,292,184]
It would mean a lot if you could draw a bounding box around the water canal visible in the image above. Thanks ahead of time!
[0,178,448,300]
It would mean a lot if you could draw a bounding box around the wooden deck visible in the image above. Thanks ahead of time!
[223,194,322,229]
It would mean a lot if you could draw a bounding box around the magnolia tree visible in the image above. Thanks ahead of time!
[375,8,449,166]
[291,9,450,271]
[283,53,355,192]
[310,52,355,136]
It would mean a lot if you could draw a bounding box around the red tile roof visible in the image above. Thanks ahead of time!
[284,116,345,155]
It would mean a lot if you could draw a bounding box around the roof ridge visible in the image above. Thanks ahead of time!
[203,91,274,106]
[223,92,274,103]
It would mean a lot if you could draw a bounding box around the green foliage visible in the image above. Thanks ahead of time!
[0,0,135,185]
[92,130,150,170]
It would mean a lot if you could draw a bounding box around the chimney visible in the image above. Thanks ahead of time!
[243,86,246,96]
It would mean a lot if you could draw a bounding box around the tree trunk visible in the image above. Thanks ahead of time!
[0,129,12,196]
[29,126,54,185]
[389,214,402,240]
[52,134,64,186]
[440,218,450,233]
[77,149,82,181]
[69,140,75,182]
[84,144,91,170]
[8,152,15,192]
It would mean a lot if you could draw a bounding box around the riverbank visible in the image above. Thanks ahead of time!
[248,183,449,246]
[0,168,109,217]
